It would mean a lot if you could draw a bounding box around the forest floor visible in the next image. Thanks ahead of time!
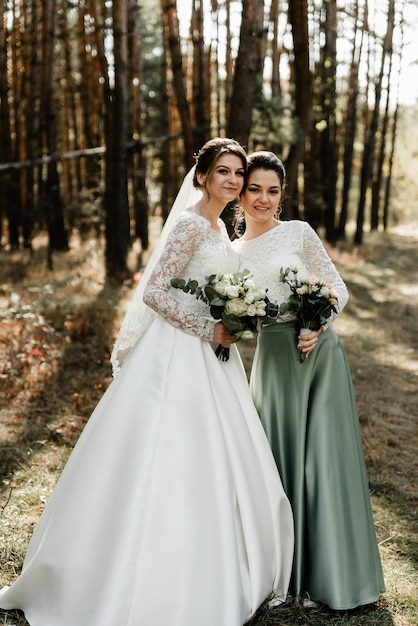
[0,223,417,626]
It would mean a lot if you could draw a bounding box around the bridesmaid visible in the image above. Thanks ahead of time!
[233,150,385,610]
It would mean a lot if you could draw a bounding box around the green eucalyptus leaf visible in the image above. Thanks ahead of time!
[187,280,199,293]
[171,278,186,289]
[208,296,227,307]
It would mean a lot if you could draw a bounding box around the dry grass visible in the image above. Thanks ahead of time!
[0,225,417,625]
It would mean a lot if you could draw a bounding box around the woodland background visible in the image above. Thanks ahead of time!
[1,1,418,625]
[1,0,417,275]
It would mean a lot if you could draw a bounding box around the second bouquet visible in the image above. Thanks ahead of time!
[279,266,339,362]
[171,269,278,361]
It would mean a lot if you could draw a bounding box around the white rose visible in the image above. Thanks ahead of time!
[213,280,229,296]
[308,284,320,293]
[244,278,256,289]
[225,285,240,298]
[252,288,266,301]
[255,301,267,316]
[225,298,248,317]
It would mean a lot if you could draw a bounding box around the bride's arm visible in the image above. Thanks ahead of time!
[143,215,217,341]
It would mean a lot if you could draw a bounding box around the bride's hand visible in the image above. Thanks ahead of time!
[297,327,323,359]
[213,322,237,346]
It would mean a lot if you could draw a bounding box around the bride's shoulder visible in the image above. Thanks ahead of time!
[177,208,200,224]
[173,209,211,233]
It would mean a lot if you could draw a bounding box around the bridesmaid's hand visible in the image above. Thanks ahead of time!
[213,322,237,347]
[297,327,323,359]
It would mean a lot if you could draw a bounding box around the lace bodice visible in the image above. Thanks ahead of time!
[144,211,239,341]
[232,220,348,327]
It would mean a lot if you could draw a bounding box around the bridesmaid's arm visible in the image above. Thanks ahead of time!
[301,222,349,328]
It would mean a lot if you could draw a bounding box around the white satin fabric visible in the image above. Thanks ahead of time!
[0,316,294,625]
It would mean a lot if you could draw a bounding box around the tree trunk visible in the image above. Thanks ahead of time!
[210,2,221,135]
[192,0,210,148]
[0,0,18,248]
[161,0,194,163]
[319,0,338,242]
[269,0,281,99]
[370,0,395,231]
[383,18,405,231]
[355,0,394,245]
[104,1,131,279]
[128,0,149,251]
[338,0,363,240]
[61,2,82,207]
[283,0,312,219]
[40,0,68,262]
[371,63,390,231]
[224,0,233,123]
[226,0,266,148]
[21,0,43,251]
[160,43,171,221]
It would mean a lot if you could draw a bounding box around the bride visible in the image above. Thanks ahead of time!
[0,138,293,626]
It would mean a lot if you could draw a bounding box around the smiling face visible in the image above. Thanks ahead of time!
[240,168,282,229]
[197,154,246,207]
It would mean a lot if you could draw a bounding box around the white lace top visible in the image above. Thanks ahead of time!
[232,220,348,328]
[144,211,239,341]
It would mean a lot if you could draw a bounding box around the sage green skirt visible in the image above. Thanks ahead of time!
[250,322,385,609]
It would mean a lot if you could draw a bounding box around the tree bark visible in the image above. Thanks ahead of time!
[370,0,395,231]
[161,0,194,163]
[226,0,266,148]
[283,0,312,219]
[192,0,210,148]
[40,0,68,263]
[338,0,363,240]
[0,0,18,247]
[320,0,338,242]
[355,0,394,245]
[104,0,131,278]
[128,0,149,251]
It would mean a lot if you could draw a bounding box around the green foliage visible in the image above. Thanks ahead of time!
[140,1,165,138]
[251,95,298,150]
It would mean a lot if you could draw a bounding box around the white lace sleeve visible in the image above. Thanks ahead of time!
[143,216,216,341]
[301,222,349,328]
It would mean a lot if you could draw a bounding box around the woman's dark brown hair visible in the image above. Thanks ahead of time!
[193,137,247,188]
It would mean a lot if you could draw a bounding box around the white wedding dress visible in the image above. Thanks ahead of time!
[0,211,294,626]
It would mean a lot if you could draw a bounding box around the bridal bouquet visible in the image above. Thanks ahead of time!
[171,269,278,361]
[279,266,338,362]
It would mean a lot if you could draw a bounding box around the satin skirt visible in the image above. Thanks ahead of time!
[0,316,293,626]
[250,321,385,610]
